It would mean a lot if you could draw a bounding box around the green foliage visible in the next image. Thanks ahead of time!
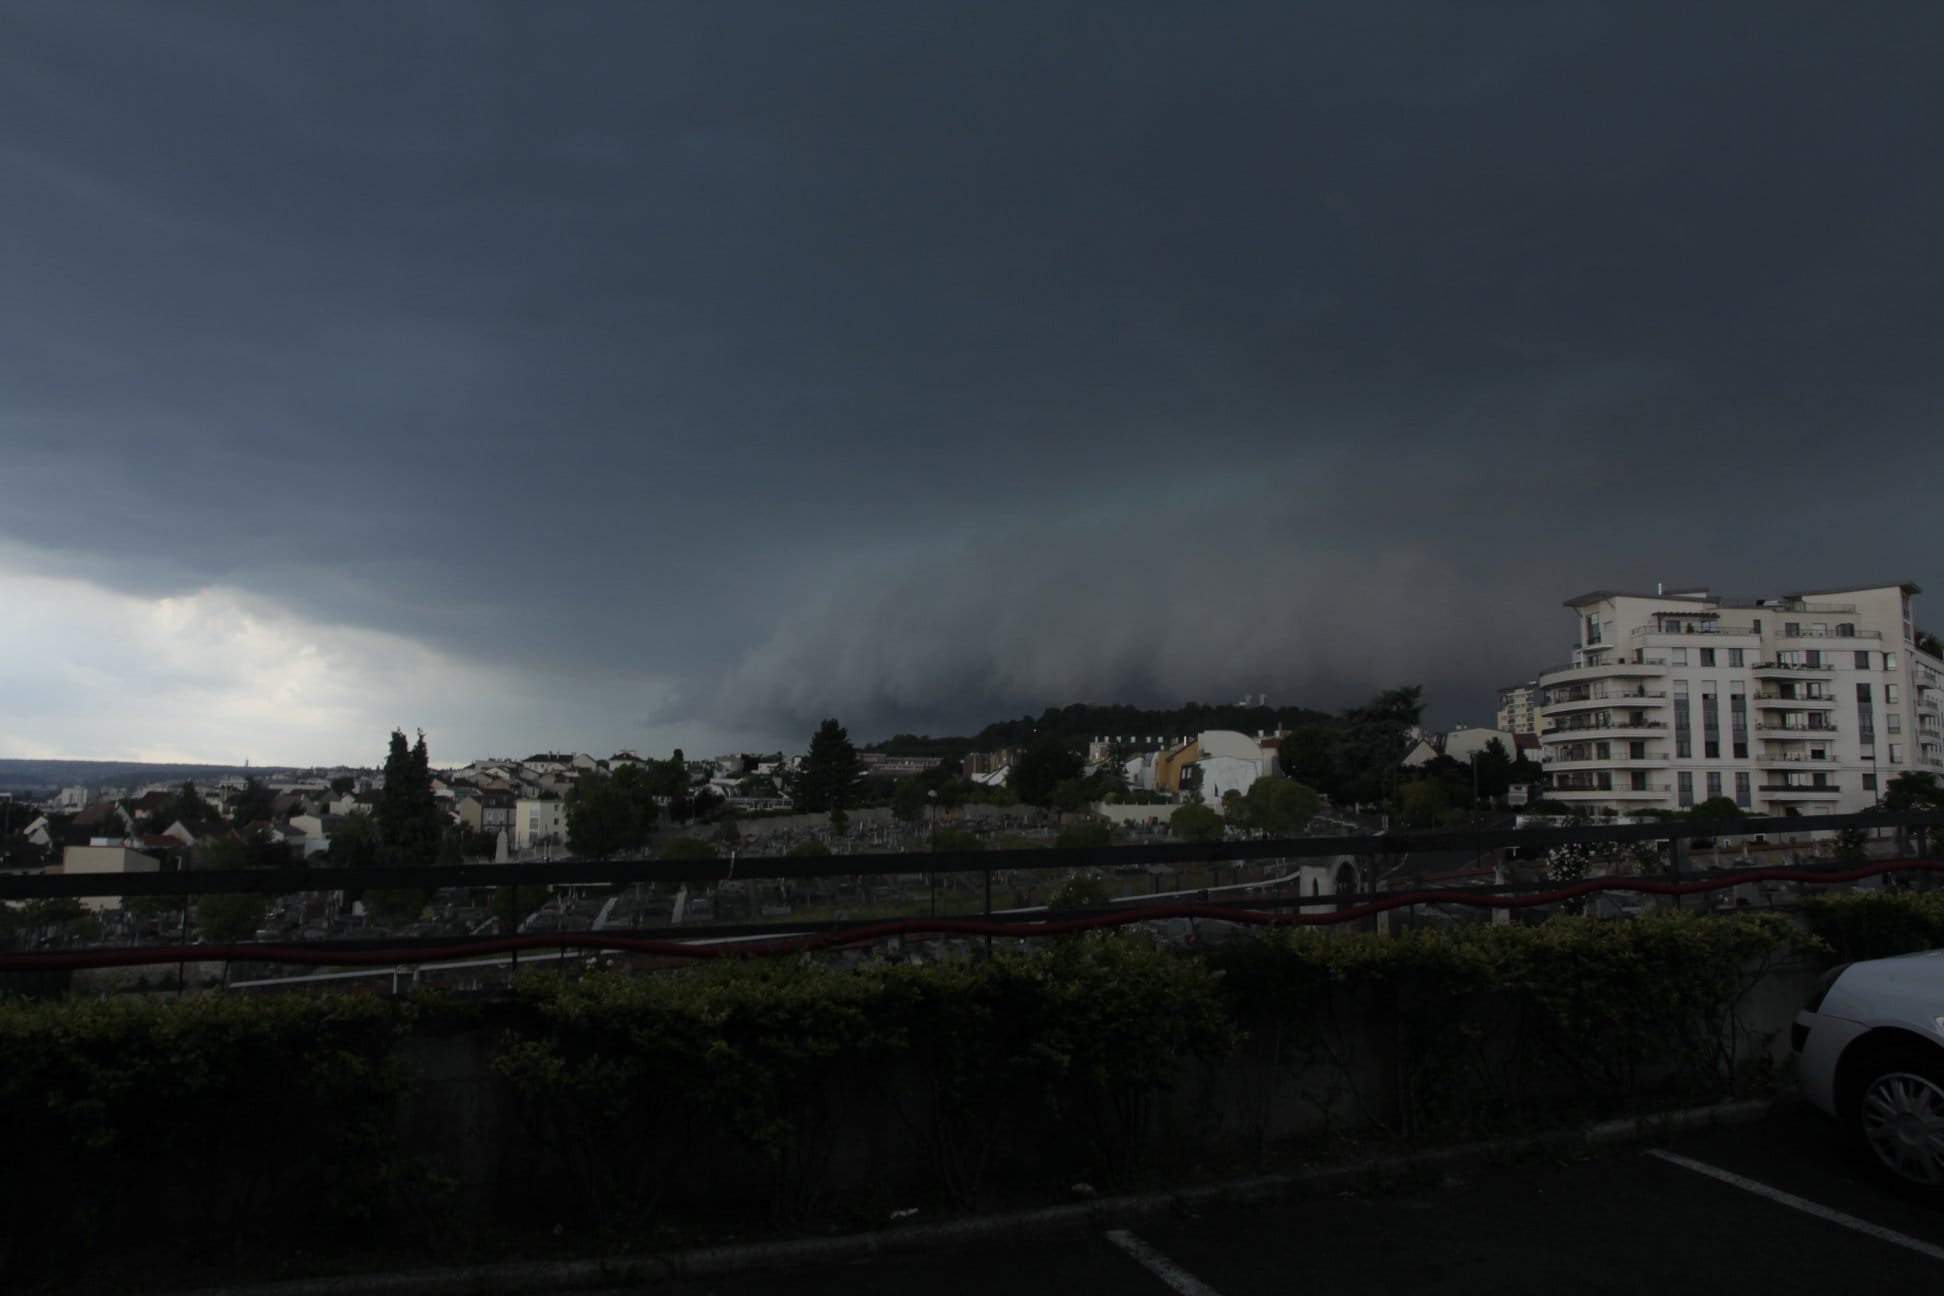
[1047,871,1111,908]
[1336,685,1424,804]
[1802,891,1944,960]
[1832,826,1870,867]
[1688,796,1746,822]
[330,807,380,867]
[0,993,419,1283]
[566,766,660,859]
[1917,629,1942,659]
[1053,819,1112,849]
[864,701,1334,759]
[791,719,865,815]
[230,776,276,827]
[929,826,983,852]
[330,775,356,796]
[364,887,429,928]
[193,835,268,942]
[1011,737,1084,809]
[490,884,551,934]
[891,777,932,824]
[1242,776,1320,835]
[1210,912,1809,1140]
[1169,803,1224,843]
[785,839,832,857]
[377,730,443,870]
[1397,778,1447,828]
[659,836,718,860]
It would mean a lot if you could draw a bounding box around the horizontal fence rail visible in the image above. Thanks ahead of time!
[7,810,1943,901]
[3,854,1940,975]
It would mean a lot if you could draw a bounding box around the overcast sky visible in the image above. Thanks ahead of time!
[3,1,1941,766]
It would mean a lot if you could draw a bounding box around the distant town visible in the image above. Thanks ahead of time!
[4,580,1943,957]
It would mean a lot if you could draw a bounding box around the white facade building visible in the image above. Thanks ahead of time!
[514,797,567,850]
[1536,583,1943,816]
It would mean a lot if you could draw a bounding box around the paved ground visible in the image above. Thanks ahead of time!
[633,1105,1944,1295]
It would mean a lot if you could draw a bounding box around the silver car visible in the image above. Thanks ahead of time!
[1794,950,1944,1193]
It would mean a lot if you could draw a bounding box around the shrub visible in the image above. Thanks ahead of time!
[1801,890,1944,961]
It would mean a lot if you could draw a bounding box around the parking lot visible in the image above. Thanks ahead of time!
[642,1104,1944,1295]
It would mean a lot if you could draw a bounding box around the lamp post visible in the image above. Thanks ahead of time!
[928,789,938,918]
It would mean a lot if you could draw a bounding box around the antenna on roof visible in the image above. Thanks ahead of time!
[1656,583,1663,596]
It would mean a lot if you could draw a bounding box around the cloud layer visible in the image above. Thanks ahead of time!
[2,1,1941,760]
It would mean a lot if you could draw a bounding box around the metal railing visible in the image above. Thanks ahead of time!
[6,812,1943,980]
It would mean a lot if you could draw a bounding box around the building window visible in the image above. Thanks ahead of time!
[1674,682,1692,759]
[1678,772,1694,807]
[1700,648,1716,667]
[1585,614,1602,645]
[1890,744,1903,763]
[1887,683,1900,704]
[1863,774,1878,792]
[1629,741,1646,759]
[1888,713,1902,734]
[1702,684,1720,759]
[1784,622,1800,637]
[1735,772,1752,808]
[1729,648,1745,667]
[1706,772,1722,800]
[1631,771,1649,791]
[1671,648,1688,666]
[1887,653,1899,670]
[1805,650,1823,668]
[1856,650,1871,669]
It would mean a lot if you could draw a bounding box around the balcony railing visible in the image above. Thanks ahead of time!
[1538,656,1669,678]
[1541,688,1669,708]
[1542,720,1669,736]
[1630,623,1759,638]
[1753,660,1837,673]
[1778,628,1881,640]
[1760,784,1842,796]
[1756,693,1838,706]
[1753,722,1838,735]
[1754,752,1838,764]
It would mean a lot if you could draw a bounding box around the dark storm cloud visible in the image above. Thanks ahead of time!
[3,0,1941,755]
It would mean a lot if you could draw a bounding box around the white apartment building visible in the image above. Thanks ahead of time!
[513,797,567,850]
[1496,682,1540,735]
[1536,583,1943,817]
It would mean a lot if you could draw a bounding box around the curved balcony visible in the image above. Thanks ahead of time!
[1538,657,1670,684]
[1754,722,1839,737]
[1759,783,1842,798]
[1542,720,1670,740]
[1541,688,1669,714]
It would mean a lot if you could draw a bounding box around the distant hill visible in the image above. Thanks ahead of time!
[865,701,1337,757]
[0,759,318,795]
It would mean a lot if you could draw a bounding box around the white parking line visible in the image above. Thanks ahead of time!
[1647,1149,1944,1263]
[1105,1229,1225,1296]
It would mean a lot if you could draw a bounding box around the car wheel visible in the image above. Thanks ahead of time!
[1845,1045,1944,1195]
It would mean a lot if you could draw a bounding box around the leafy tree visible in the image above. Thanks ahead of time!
[1833,827,1870,868]
[329,808,380,868]
[377,730,443,870]
[1917,629,1942,659]
[1048,871,1111,908]
[1050,777,1093,814]
[330,775,356,796]
[490,884,550,934]
[193,836,268,942]
[713,817,741,844]
[1169,804,1224,843]
[566,767,660,859]
[892,778,932,824]
[1336,685,1424,805]
[929,827,983,852]
[436,829,464,867]
[173,780,215,825]
[1883,772,1944,853]
[1054,819,1112,849]
[1688,796,1746,822]
[785,839,831,858]
[231,777,276,826]
[1242,777,1321,836]
[1397,779,1447,829]
[1011,737,1084,810]
[659,837,717,861]
[791,719,865,814]
[1471,738,1516,804]
[735,772,775,798]
[364,887,428,928]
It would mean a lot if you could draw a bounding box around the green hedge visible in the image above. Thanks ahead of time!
[1208,913,1809,1145]
[1800,890,1944,961]
[0,993,426,1285]
[0,914,1818,1282]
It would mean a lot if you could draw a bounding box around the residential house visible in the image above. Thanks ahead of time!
[58,844,160,912]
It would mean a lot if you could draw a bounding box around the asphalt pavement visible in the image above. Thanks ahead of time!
[628,1104,1944,1296]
